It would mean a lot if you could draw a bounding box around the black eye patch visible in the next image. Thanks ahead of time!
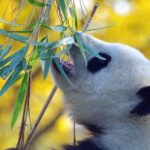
[87,53,111,73]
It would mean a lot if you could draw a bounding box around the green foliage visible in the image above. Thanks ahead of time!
[0,18,21,26]
[0,46,11,60]
[11,73,29,129]
[52,57,73,85]
[42,24,67,32]
[58,0,68,21]
[0,45,28,79]
[27,0,48,7]
[43,50,52,79]
[74,33,87,64]
[0,64,23,96]
[0,0,103,129]
[0,29,28,43]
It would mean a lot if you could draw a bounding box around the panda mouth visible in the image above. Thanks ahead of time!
[53,57,75,77]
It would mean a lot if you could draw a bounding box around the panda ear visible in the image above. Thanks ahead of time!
[131,86,150,116]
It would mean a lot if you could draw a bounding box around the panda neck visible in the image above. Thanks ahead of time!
[94,118,150,150]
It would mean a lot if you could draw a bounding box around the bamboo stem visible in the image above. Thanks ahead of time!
[23,85,57,150]
[82,3,99,32]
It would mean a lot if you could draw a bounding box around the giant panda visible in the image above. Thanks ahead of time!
[51,32,150,150]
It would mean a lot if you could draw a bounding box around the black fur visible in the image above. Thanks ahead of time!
[87,53,111,73]
[80,123,104,136]
[131,86,150,116]
[64,139,104,150]
[64,123,105,150]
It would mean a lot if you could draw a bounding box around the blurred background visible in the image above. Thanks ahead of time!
[0,0,150,149]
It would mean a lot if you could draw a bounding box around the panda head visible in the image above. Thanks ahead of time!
[51,32,150,125]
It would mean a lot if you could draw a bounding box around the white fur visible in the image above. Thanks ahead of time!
[51,32,150,150]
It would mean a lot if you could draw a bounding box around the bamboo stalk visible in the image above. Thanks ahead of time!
[23,85,57,150]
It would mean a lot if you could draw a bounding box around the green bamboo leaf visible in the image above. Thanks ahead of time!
[83,44,106,61]
[26,22,37,30]
[0,50,21,68]
[75,33,106,61]
[0,29,28,43]
[85,25,114,32]
[11,73,29,129]
[53,57,73,85]
[74,33,87,64]
[0,45,29,79]
[73,3,78,29]
[0,46,11,60]
[0,18,21,26]
[30,37,48,68]
[43,50,52,79]
[42,24,67,32]
[22,59,27,70]
[27,0,47,7]
[69,6,78,29]
[58,0,67,21]
[29,49,40,68]
[0,64,22,96]
[32,36,74,49]
[8,30,33,33]
[45,37,74,49]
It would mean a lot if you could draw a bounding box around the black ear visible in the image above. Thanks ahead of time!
[131,86,150,116]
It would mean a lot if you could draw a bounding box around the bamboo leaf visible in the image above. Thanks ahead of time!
[69,5,78,29]
[53,57,73,85]
[27,0,47,7]
[0,45,29,79]
[0,29,28,43]
[8,30,33,33]
[58,0,67,21]
[73,2,78,29]
[45,37,74,49]
[42,24,67,32]
[75,33,106,61]
[32,36,74,50]
[85,25,114,32]
[0,46,11,60]
[0,18,21,26]
[74,33,87,64]
[0,64,22,96]
[11,73,29,129]
[43,50,52,79]
[83,44,106,61]
[30,37,48,68]
[0,50,22,68]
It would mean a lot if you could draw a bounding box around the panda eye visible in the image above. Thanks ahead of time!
[87,53,111,73]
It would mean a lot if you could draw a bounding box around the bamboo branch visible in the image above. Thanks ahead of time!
[82,3,99,32]
[23,85,57,150]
